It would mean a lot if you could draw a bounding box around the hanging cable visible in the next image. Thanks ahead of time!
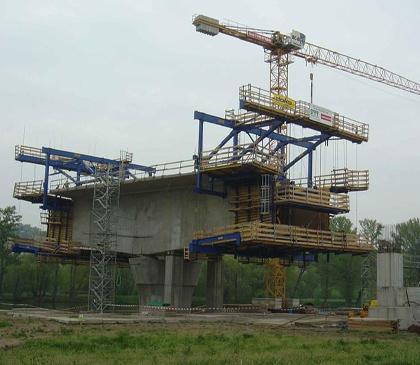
[300,127,303,181]
[355,143,359,232]
[319,140,322,181]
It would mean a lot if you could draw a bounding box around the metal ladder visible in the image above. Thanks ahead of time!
[260,174,271,215]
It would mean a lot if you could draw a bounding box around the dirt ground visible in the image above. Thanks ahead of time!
[1,309,419,365]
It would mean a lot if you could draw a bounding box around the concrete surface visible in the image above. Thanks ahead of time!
[62,174,232,308]
[66,174,233,255]
[369,252,420,329]
[206,256,224,308]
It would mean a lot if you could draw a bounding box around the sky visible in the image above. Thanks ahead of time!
[0,0,419,228]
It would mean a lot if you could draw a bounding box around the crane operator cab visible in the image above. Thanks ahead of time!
[272,30,306,51]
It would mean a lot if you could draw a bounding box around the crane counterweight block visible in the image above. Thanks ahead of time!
[193,14,220,36]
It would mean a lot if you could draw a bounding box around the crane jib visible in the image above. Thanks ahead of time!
[193,14,420,96]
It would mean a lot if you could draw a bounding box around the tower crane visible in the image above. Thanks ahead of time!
[193,15,420,97]
[192,14,420,306]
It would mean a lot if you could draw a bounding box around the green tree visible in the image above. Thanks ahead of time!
[358,218,382,304]
[0,206,21,298]
[223,257,264,304]
[329,216,359,306]
[394,218,420,255]
[359,218,383,248]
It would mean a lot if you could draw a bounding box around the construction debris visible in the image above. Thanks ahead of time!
[348,317,398,333]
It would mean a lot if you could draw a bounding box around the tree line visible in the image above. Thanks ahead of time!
[1,206,420,308]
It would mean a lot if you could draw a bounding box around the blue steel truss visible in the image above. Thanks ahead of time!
[15,146,156,210]
[194,110,332,194]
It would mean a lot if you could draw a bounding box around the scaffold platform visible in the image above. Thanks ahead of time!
[275,184,350,213]
[200,144,281,176]
[8,237,132,265]
[239,85,369,143]
[314,169,369,193]
[229,182,349,221]
[189,222,373,258]
[13,180,43,203]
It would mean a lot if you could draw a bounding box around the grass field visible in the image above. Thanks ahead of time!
[0,313,419,365]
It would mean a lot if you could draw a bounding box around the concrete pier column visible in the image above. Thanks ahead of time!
[376,252,405,307]
[164,256,202,307]
[206,256,223,308]
[129,256,165,305]
[369,252,420,329]
[377,252,403,288]
[130,255,202,307]
[163,256,179,305]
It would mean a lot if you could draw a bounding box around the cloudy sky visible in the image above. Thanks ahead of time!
[1,0,419,228]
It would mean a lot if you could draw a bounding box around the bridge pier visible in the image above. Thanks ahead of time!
[206,256,224,308]
[129,255,202,307]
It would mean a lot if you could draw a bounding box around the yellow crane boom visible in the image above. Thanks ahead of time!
[193,14,420,96]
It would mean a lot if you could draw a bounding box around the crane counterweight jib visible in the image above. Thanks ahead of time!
[193,15,220,36]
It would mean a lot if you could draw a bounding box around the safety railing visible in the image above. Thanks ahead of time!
[131,159,195,179]
[40,212,62,225]
[225,109,273,126]
[15,145,80,164]
[13,180,43,198]
[47,159,197,192]
[200,143,280,173]
[194,221,373,252]
[276,184,349,211]
[314,169,369,191]
[239,84,369,140]
[15,145,44,160]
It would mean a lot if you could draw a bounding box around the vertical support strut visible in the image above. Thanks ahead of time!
[42,153,50,210]
[265,49,291,300]
[308,151,313,188]
[233,130,239,158]
[88,163,122,313]
[264,259,287,306]
[196,120,204,191]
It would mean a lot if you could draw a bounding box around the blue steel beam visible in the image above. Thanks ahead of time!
[42,147,155,173]
[194,111,314,149]
[283,134,330,173]
[308,151,313,187]
[233,120,282,161]
[196,120,204,191]
[207,130,236,159]
[189,232,242,255]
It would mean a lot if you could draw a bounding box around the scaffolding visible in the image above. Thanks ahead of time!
[88,162,123,313]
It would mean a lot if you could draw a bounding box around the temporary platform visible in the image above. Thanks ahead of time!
[239,85,369,143]
[188,101,372,263]
[188,14,377,290]
[189,222,370,257]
